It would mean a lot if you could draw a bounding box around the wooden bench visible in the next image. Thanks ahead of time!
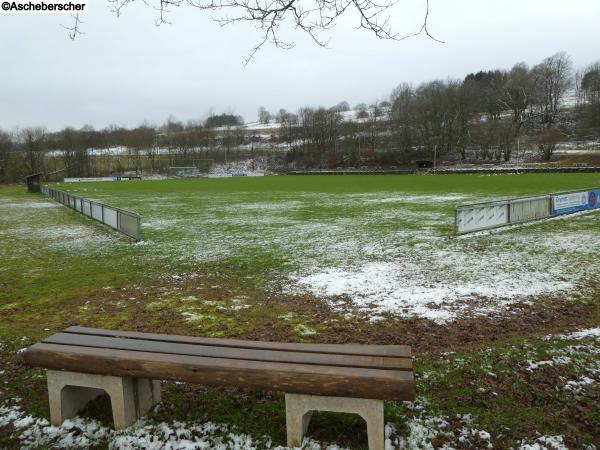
[24,326,414,449]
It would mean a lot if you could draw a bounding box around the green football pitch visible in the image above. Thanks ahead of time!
[0,173,599,448]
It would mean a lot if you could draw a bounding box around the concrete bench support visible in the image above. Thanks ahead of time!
[46,370,161,429]
[285,393,384,450]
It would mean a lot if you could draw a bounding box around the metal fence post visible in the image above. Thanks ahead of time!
[454,209,458,235]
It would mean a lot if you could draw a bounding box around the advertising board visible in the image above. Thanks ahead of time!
[553,191,600,215]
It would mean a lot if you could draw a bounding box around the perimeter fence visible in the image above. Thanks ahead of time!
[455,188,600,235]
[41,185,141,241]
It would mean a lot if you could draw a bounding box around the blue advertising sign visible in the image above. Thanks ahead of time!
[588,190,599,208]
[553,190,600,215]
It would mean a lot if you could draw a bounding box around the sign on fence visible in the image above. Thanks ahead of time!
[553,190,600,215]
[63,177,141,183]
[456,188,600,235]
[40,185,141,241]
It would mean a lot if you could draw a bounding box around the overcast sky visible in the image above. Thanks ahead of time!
[1,0,599,130]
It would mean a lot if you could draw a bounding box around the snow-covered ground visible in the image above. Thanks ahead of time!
[280,196,599,324]
[555,141,600,153]
[525,327,600,394]
[242,106,391,132]
[555,327,600,341]
[1,402,314,450]
[207,158,269,177]
[10,187,597,325]
[3,389,593,449]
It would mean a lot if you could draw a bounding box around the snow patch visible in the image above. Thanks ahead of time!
[524,356,572,371]
[556,327,600,341]
[208,158,269,177]
[518,435,569,450]
[563,376,595,394]
[0,201,59,210]
[288,259,573,324]
[0,402,346,450]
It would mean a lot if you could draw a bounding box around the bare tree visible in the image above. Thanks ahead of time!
[0,130,13,183]
[355,103,368,119]
[62,13,84,40]
[164,115,185,133]
[533,52,573,123]
[576,62,600,130]
[275,108,288,123]
[496,63,538,160]
[464,69,507,121]
[333,101,350,112]
[535,126,563,161]
[390,83,416,156]
[581,62,600,103]
[258,107,272,124]
[499,64,536,125]
[20,127,47,176]
[67,0,441,63]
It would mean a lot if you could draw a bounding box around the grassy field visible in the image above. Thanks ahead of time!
[1,174,599,449]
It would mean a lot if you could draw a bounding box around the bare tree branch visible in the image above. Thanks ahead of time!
[61,14,85,40]
[67,0,443,63]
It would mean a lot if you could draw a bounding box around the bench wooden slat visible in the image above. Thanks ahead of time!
[64,326,411,357]
[23,343,415,401]
[44,333,412,370]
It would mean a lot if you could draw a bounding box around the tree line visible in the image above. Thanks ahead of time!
[2,51,600,182]
[271,52,600,168]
